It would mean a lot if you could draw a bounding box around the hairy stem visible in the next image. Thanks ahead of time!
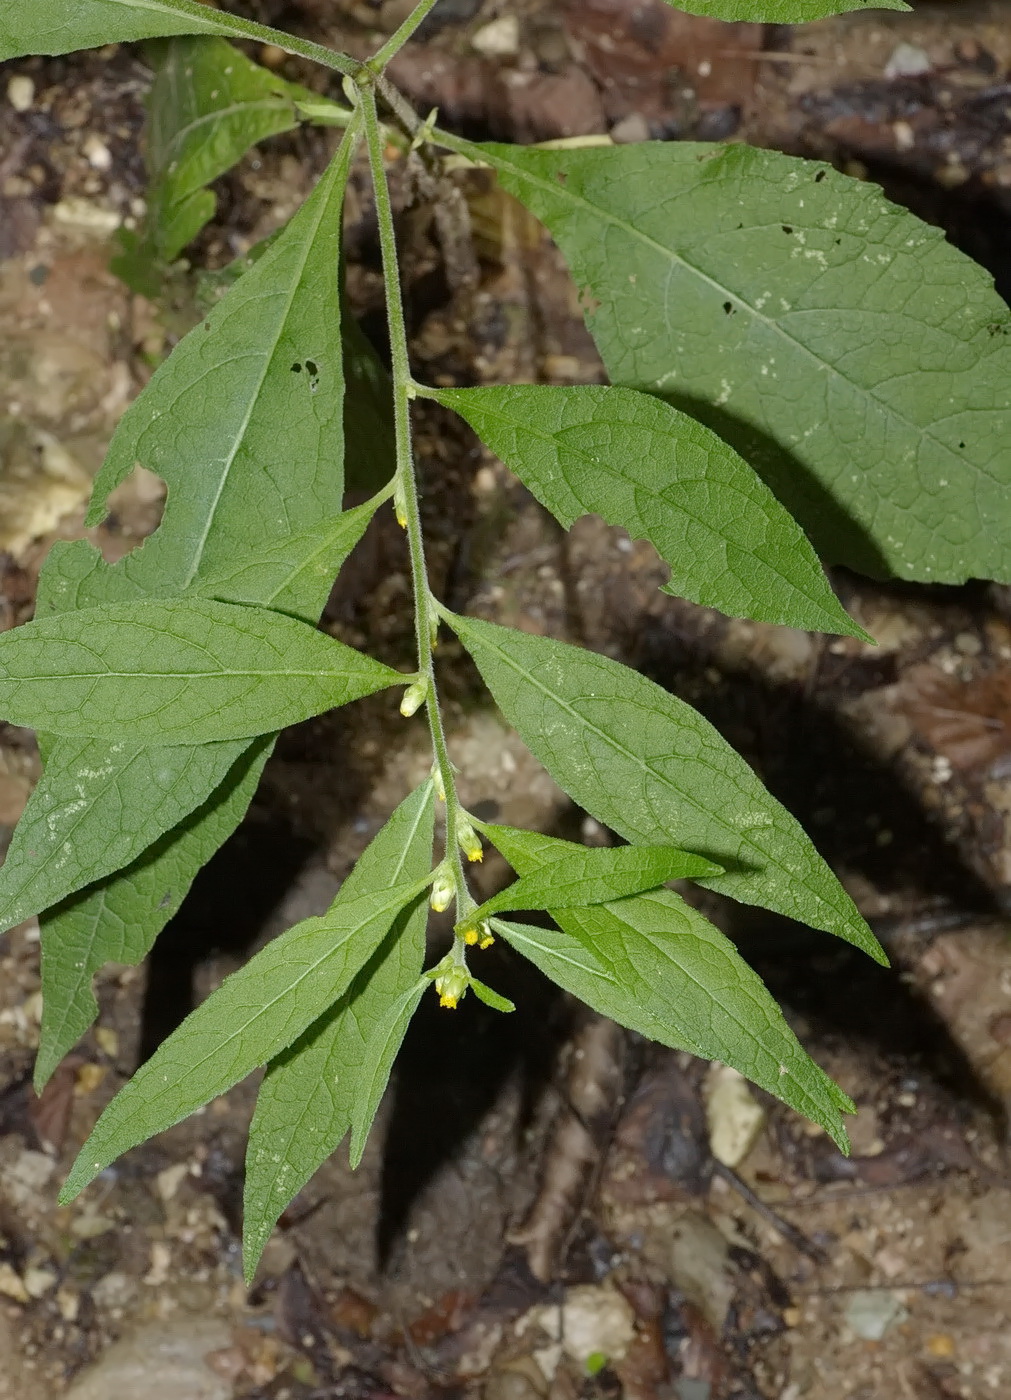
[359,83,475,923]
[207,13,359,76]
[369,0,442,71]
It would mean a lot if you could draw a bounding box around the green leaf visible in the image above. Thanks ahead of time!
[36,736,272,1090]
[0,737,245,937]
[434,384,863,635]
[31,131,362,1079]
[474,139,1011,585]
[348,977,427,1168]
[199,494,383,620]
[468,978,516,1014]
[82,133,358,592]
[243,780,436,1279]
[0,0,355,70]
[461,842,721,929]
[60,873,432,1203]
[446,611,885,963]
[487,825,853,1148]
[139,36,321,264]
[664,0,906,19]
[0,597,400,743]
[342,309,397,494]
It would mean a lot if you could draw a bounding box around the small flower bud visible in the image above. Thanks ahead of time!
[429,867,455,913]
[456,820,483,863]
[433,766,446,802]
[434,963,469,1009]
[394,481,408,529]
[462,920,493,948]
[399,679,427,718]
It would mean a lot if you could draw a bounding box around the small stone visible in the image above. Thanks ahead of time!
[926,1333,955,1359]
[611,113,650,145]
[524,1285,635,1368]
[70,1211,116,1240]
[82,134,112,171]
[155,1162,190,1203]
[7,75,34,112]
[705,1064,765,1167]
[51,197,121,234]
[0,1264,30,1304]
[884,42,931,78]
[471,16,520,57]
[95,1026,119,1057]
[5,1150,56,1208]
[75,1062,107,1095]
[844,1289,907,1341]
[22,1266,57,1298]
[57,1287,81,1322]
[63,1318,232,1400]
[143,1241,172,1287]
[259,44,286,69]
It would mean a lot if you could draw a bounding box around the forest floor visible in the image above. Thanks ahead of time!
[2,2,1011,1397]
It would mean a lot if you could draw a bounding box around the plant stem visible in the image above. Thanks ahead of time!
[369,0,442,71]
[359,84,476,922]
[210,10,359,75]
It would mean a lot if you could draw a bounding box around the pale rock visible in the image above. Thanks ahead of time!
[83,134,113,171]
[4,1149,56,1208]
[843,1288,907,1341]
[884,42,931,78]
[0,1263,30,1303]
[7,76,34,112]
[523,1284,635,1367]
[22,1265,57,1298]
[472,16,520,58]
[705,1064,765,1167]
[155,1162,190,1203]
[64,1317,233,1400]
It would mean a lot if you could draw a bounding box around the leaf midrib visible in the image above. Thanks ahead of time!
[464,394,836,619]
[461,619,856,930]
[86,880,427,1144]
[484,146,997,493]
[178,139,350,588]
[157,98,298,190]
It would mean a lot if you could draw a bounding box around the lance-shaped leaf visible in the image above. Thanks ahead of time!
[460,842,721,931]
[36,737,272,1090]
[60,873,432,1203]
[342,309,396,493]
[243,781,435,1279]
[487,824,852,1147]
[348,978,428,1168]
[473,139,1011,585]
[496,906,848,1148]
[468,979,516,1013]
[31,129,364,1080]
[668,0,905,19]
[447,611,885,963]
[32,492,375,1081]
[82,132,358,592]
[138,35,326,264]
[0,737,246,938]
[0,597,401,743]
[434,384,862,635]
[0,0,356,70]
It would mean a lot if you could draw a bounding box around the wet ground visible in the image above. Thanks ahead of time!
[2,2,1011,1396]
